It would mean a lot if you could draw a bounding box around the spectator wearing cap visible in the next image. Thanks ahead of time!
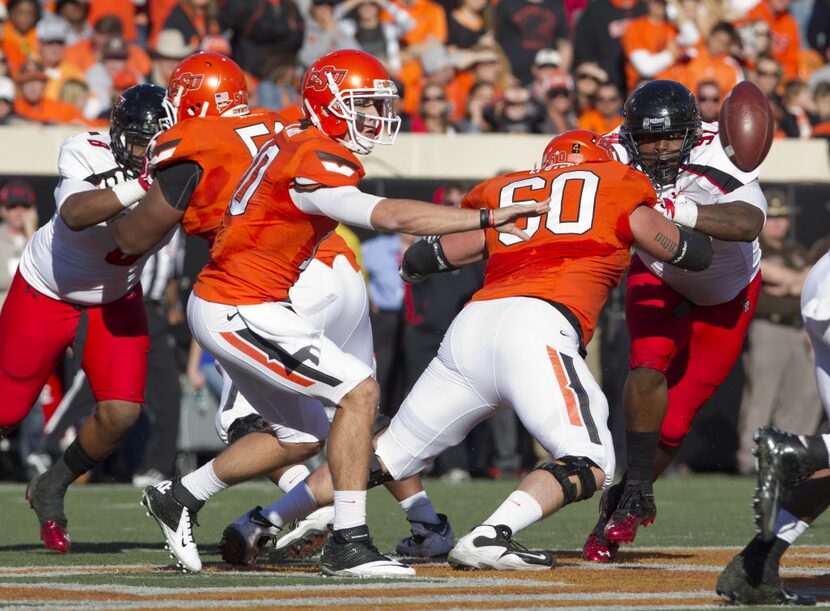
[0,76,24,125]
[37,19,87,103]
[63,16,152,77]
[2,0,40,74]
[528,48,571,104]
[13,60,88,125]
[150,29,197,88]
[572,0,646,93]
[577,81,622,132]
[335,0,415,75]
[162,0,227,53]
[736,188,822,474]
[298,0,360,69]
[0,179,38,310]
[85,36,145,120]
[55,0,94,46]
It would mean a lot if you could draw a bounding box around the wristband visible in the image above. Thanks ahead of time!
[672,201,698,228]
[112,179,148,208]
[479,208,488,229]
[488,209,495,228]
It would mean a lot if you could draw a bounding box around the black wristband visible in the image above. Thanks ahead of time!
[479,208,489,229]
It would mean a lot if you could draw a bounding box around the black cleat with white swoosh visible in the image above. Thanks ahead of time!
[448,524,555,570]
[319,524,414,577]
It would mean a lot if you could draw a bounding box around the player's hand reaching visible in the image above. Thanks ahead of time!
[655,192,697,228]
[490,197,551,241]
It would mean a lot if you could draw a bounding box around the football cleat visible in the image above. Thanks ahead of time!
[396,513,455,558]
[219,506,280,567]
[753,427,821,541]
[582,482,623,562]
[319,524,415,577]
[716,551,816,606]
[272,505,334,561]
[603,483,656,544]
[141,481,202,573]
[26,474,70,553]
[448,525,555,571]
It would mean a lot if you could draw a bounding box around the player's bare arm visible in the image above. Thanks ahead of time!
[691,201,765,242]
[630,205,713,271]
[370,197,549,239]
[109,163,200,255]
[61,188,138,231]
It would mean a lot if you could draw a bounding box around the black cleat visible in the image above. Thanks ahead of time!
[319,524,414,577]
[142,481,203,573]
[753,427,821,541]
[583,482,623,562]
[716,552,816,606]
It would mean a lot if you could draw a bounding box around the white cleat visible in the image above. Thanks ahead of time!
[141,481,202,573]
[219,506,280,567]
[448,524,555,571]
[272,505,335,560]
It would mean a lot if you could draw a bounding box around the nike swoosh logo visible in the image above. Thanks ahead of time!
[559,330,568,337]
[227,312,239,321]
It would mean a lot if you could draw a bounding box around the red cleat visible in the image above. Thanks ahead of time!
[581,482,623,563]
[603,484,656,544]
[39,519,71,553]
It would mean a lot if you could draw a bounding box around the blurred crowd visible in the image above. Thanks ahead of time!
[2,0,830,138]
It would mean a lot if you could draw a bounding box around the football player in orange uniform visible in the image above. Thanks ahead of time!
[227,129,714,571]
[130,49,545,578]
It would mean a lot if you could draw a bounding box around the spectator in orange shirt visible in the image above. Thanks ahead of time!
[397,0,447,49]
[744,0,802,79]
[621,0,678,92]
[660,21,743,98]
[87,0,137,42]
[696,79,721,121]
[37,19,87,103]
[63,16,152,78]
[55,0,94,46]
[3,0,41,74]
[13,60,87,125]
[577,81,622,132]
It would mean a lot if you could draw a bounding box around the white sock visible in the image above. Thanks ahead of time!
[333,490,367,530]
[483,490,543,535]
[775,508,810,544]
[181,460,227,501]
[399,491,440,525]
[822,434,830,466]
[261,481,318,528]
[278,464,311,493]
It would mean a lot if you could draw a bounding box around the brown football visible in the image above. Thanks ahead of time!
[717,81,775,172]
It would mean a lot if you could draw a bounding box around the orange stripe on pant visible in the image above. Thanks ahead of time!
[547,346,582,427]
[220,331,314,388]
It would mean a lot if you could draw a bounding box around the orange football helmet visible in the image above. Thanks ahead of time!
[166,52,248,123]
[542,129,617,167]
[301,50,400,154]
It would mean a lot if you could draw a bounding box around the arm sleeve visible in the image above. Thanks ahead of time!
[155,161,204,211]
[629,49,676,76]
[289,184,383,229]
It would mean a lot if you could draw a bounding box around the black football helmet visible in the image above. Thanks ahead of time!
[620,80,702,187]
[110,84,173,174]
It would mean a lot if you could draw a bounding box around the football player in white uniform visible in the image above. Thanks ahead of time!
[716,252,830,606]
[0,84,172,553]
[583,80,768,562]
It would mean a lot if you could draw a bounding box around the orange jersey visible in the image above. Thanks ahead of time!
[466,160,657,343]
[621,17,677,91]
[316,231,360,271]
[194,125,365,306]
[151,109,288,246]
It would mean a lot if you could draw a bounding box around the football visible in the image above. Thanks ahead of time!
[717,81,775,172]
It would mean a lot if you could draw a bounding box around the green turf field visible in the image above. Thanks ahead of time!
[1,474,827,608]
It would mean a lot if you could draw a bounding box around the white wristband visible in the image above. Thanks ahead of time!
[673,201,698,228]
[111,179,147,208]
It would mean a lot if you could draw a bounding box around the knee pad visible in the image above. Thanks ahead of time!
[226,413,270,445]
[536,456,599,506]
[368,452,392,488]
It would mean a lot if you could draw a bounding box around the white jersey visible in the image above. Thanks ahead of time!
[18,131,169,306]
[607,122,766,306]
